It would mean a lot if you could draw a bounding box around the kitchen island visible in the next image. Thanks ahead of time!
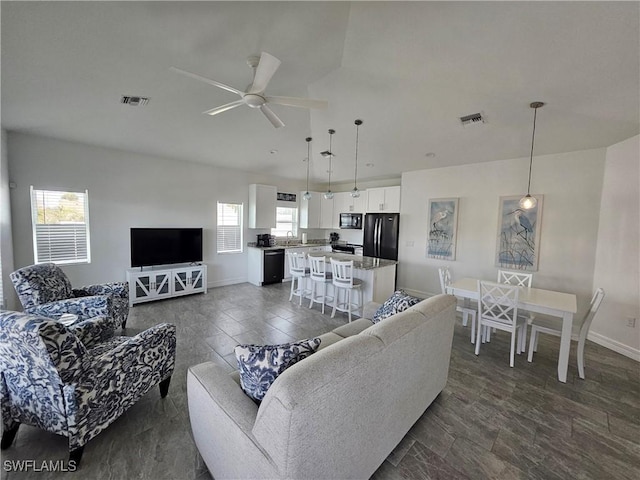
[248,244,397,304]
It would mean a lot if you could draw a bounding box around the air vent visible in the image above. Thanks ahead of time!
[121,96,150,106]
[460,112,485,127]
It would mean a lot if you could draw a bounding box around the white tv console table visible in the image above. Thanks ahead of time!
[126,264,207,306]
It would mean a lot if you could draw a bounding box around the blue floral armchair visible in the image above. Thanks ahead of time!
[10,263,130,329]
[0,311,176,465]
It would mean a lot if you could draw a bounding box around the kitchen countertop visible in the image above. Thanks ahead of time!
[248,244,397,270]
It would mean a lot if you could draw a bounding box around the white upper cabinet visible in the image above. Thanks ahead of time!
[299,191,321,229]
[320,196,335,229]
[366,186,401,213]
[334,191,368,216]
[249,184,277,228]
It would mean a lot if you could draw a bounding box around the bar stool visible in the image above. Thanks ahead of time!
[330,258,363,322]
[287,251,310,306]
[308,255,334,314]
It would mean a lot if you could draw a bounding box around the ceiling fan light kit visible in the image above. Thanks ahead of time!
[324,129,335,200]
[351,119,363,198]
[171,52,328,128]
[519,101,544,210]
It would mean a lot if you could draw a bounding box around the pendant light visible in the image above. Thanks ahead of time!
[322,129,335,200]
[519,101,544,210]
[303,137,312,200]
[351,119,363,198]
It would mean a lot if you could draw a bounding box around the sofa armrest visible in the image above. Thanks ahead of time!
[68,315,116,348]
[26,295,112,322]
[363,301,382,320]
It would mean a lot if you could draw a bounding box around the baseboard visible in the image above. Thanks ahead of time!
[207,277,247,289]
[587,331,640,362]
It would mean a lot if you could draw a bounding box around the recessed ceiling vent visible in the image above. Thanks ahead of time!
[121,96,150,106]
[460,112,485,127]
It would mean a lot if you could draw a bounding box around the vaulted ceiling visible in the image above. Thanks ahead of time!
[2,2,638,184]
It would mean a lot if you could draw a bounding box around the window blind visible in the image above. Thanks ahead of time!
[271,206,298,237]
[30,187,91,264]
[217,202,243,254]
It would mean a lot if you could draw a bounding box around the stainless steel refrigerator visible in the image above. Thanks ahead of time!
[363,213,400,261]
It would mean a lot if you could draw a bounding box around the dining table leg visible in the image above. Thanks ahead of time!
[557,312,573,383]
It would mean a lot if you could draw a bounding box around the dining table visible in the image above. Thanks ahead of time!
[446,277,578,383]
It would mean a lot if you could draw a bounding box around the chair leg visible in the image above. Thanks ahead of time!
[577,340,586,379]
[1,423,19,449]
[475,323,482,355]
[308,281,315,309]
[470,313,476,344]
[347,289,352,323]
[331,288,339,318]
[159,376,171,398]
[461,310,469,327]
[510,331,516,367]
[289,278,295,301]
[321,282,326,314]
[69,445,84,466]
[521,323,528,353]
[527,330,536,362]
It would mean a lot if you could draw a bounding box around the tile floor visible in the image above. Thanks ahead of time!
[2,282,639,479]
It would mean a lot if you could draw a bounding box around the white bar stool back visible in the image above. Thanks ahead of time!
[330,258,363,322]
[308,255,334,314]
[287,251,310,306]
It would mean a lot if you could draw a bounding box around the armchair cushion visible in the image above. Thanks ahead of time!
[68,316,117,349]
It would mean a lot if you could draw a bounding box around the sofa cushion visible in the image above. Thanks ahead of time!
[316,332,344,350]
[372,291,422,323]
[235,338,321,402]
[332,318,373,338]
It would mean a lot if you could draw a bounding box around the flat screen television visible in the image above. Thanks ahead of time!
[130,228,203,268]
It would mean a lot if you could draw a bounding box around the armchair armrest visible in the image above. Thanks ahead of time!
[68,315,116,348]
[79,323,176,395]
[73,282,128,298]
[26,295,113,322]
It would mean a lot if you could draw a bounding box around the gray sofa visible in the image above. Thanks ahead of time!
[187,294,457,480]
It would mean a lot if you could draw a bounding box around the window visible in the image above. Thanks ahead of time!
[271,207,298,238]
[30,187,91,265]
[217,202,243,254]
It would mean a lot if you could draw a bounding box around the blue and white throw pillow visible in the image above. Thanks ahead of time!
[372,290,421,323]
[235,338,322,402]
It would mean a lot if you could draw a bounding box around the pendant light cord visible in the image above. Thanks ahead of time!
[354,122,359,190]
[328,130,333,191]
[305,137,312,193]
[527,105,539,195]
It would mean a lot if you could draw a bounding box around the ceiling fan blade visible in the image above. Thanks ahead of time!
[248,52,281,94]
[260,105,285,128]
[170,67,244,97]
[266,96,328,110]
[202,100,245,116]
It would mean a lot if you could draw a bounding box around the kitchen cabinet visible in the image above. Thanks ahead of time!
[320,196,335,229]
[299,191,321,229]
[249,184,277,228]
[334,191,368,218]
[366,186,401,213]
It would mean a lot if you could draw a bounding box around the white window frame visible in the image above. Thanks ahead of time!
[271,206,299,238]
[30,186,91,265]
[217,202,243,254]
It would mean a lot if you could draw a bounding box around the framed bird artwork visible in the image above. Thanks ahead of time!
[426,198,459,260]
[495,195,544,271]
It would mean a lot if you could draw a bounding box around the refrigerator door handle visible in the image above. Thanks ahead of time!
[376,218,382,257]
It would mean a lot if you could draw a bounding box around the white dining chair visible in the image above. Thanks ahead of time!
[476,281,527,367]
[287,251,310,306]
[528,288,605,379]
[438,267,478,343]
[308,255,334,314]
[330,258,363,322]
[497,269,533,287]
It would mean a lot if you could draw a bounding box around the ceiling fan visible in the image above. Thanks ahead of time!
[171,52,328,128]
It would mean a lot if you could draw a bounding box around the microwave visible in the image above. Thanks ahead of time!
[339,213,363,229]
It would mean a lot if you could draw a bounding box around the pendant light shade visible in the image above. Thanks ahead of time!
[519,101,544,210]
[323,129,335,200]
[303,137,312,200]
[351,119,363,198]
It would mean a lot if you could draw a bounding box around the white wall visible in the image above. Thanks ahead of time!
[398,148,606,322]
[591,135,640,359]
[1,130,17,309]
[7,132,306,289]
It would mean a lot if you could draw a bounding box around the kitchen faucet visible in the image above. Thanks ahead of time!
[286,231,294,246]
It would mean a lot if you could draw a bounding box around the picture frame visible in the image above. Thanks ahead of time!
[426,197,459,260]
[495,195,544,271]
